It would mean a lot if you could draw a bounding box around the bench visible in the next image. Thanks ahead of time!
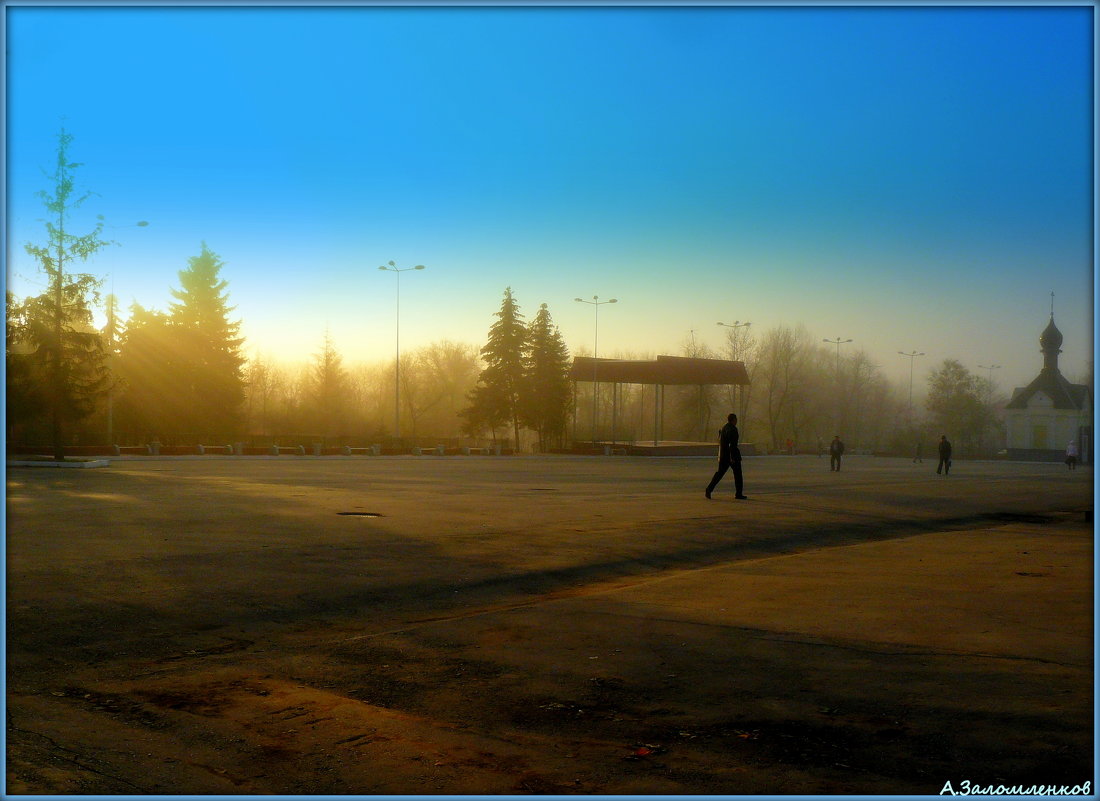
[341,445,381,456]
[197,444,233,455]
[270,444,306,456]
[111,444,155,456]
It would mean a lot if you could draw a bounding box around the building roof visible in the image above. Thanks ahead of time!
[569,355,749,386]
[1005,368,1091,411]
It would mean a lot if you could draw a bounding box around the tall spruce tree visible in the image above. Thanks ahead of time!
[114,303,190,442]
[21,129,113,459]
[169,243,246,440]
[309,329,351,438]
[522,303,572,450]
[465,287,527,448]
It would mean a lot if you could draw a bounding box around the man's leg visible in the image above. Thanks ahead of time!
[706,460,729,498]
[733,460,745,498]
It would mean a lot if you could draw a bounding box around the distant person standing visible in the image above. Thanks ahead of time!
[1066,440,1079,470]
[913,440,923,463]
[829,435,845,472]
[705,413,746,500]
[936,435,952,475]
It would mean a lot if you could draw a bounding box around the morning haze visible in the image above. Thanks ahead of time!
[5,6,1094,795]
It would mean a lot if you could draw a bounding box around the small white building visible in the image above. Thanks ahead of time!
[1004,315,1091,462]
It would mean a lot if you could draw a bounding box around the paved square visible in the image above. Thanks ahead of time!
[6,454,1093,794]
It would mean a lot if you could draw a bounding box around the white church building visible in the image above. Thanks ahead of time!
[1004,314,1091,462]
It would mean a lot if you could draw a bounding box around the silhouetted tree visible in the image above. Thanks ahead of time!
[244,353,274,437]
[757,325,821,451]
[308,329,350,438]
[521,303,572,450]
[720,323,759,435]
[21,129,113,459]
[168,243,245,440]
[925,358,986,453]
[6,293,49,442]
[464,287,527,447]
[114,303,190,442]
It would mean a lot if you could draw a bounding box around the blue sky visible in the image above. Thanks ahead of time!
[5,4,1094,394]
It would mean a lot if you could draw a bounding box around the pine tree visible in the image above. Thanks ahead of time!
[101,293,125,443]
[522,303,572,451]
[309,329,350,438]
[464,287,527,448]
[169,243,246,440]
[114,303,190,442]
[21,129,113,459]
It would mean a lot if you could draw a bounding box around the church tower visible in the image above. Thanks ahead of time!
[1039,315,1063,373]
[1004,306,1091,462]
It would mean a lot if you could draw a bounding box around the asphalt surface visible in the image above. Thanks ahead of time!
[5,454,1094,795]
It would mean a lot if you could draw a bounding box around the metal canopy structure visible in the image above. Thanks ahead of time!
[569,355,750,448]
[569,354,749,386]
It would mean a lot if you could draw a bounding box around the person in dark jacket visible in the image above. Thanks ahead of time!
[829,435,845,472]
[936,435,952,475]
[705,413,746,500]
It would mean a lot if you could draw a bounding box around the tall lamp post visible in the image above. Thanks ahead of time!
[898,349,926,423]
[823,336,853,430]
[575,295,617,444]
[718,320,751,420]
[379,261,426,442]
[977,363,1001,456]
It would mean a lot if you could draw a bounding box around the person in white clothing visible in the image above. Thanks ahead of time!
[1066,441,1079,471]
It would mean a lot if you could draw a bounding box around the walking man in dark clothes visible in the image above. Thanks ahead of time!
[829,435,845,472]
[705,413,746,500]
[936,435,952,475]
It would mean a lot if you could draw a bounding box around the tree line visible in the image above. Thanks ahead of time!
[8,131,1015,459]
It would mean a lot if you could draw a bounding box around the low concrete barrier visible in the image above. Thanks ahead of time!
[270,444,306,455]
[112,444,156,456]
[341,445,381,456]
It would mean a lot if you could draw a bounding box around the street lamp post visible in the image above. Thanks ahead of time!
[977,363,1001,456]
[575,295,617,445]
[379,261,426,443]
[897,350,926,422]
[978,363,1002,386]
[718,321,751,420]
[823,336,853,430]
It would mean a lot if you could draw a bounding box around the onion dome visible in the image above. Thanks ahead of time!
[1040,316,1063,352]
[1040,316,1062,371]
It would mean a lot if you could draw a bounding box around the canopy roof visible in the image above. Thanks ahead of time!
[569,355,749,386]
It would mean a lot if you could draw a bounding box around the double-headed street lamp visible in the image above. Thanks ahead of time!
[575,295,617,444]
[379,261,426,442]
[977,363,1001,455]
[898,350,926,422]
[823,336,853,429]
[978,363,1002,386]
[718,321,751,419]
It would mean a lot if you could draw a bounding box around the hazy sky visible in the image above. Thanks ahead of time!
[6,4,1094,396]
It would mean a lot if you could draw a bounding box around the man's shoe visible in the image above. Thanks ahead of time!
[735,494,748,499]
[705,490,712,499]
